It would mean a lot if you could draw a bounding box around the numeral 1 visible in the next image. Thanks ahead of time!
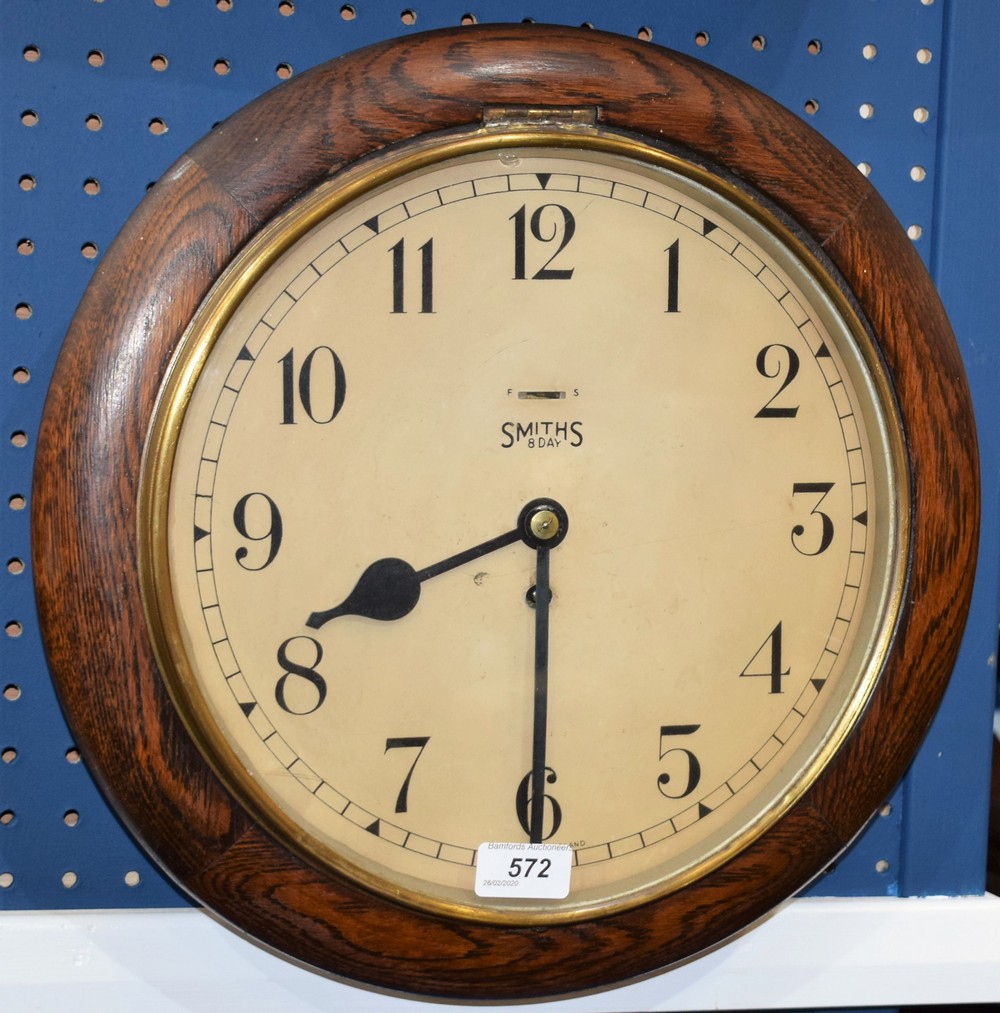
[664,239,680,313]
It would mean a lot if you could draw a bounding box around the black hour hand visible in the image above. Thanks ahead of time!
[305,500,567,631]
[306,558,420,628]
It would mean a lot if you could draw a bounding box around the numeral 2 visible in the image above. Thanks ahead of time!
[755,343,800,418]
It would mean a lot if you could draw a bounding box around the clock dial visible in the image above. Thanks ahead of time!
[143,136,903,921]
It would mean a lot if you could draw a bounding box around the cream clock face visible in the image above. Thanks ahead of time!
[143,133,903,922]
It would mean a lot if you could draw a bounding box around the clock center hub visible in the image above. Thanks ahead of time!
[518,498,570,550]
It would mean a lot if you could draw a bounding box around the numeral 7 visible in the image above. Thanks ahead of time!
[384,736,430,813]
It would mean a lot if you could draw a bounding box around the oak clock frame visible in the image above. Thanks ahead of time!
[32,25,978,1000]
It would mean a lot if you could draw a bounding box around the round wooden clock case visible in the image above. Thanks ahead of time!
[32,25,978,1000]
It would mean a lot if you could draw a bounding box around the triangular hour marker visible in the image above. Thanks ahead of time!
[194,525,209,542]
[363,215,380,234]
[854,510,868,526]
[536,173,551,189]
[816,341,831,357]
[239,701,256,717]
[811,678,827,693]
[237,344,254,362]
[702,219,717,236]
[365,819,381,836]
[698,803,712,820]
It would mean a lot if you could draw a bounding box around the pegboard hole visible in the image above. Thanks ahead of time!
[751,35,766,52]
[907,224,923,241]
[0,811,14,826]
[3,685,21,700]
[807,39,822,55]
[0,873,13,889]
[863,43,877,60]
[914,106,930,123]
[859,102,875,120]
[151,54,169,72]
[916,48,933,65]
[857,162,871,177]
[460,13,477,25]
[21,110,39,127]
[339,4,355,19]
[87,50,105,67]
[7,557,25,575]
[148,118,168,135]
[17,238,34,256]
[879,803,893,817]
[15,303,33,320]
[18,175,36,191]
[124,870,142,887]
[81,242,99,260]
[804,99,819,116]
[5,620,24,637]
[637,26,653,42]
[154,0,170,7]
[214,59,231,75]
[85,113,103,132]
[61,871,79,889]
[23,45,41,63]
[280,1,295,15]
[875,859,891,874]
[63,810,80,827]
[276,63,293,79]
[217,0,233,9]
[400,9,416,25]
[11,364,28,384]
[910,165,927,182]
[83,178,101,195]
[66,747,82,764]
[8,494,26,511]
[10,431,28,448]
[694,31,710,47]
[2,747,17,763]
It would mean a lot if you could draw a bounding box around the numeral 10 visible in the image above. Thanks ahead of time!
[279,346,347,425]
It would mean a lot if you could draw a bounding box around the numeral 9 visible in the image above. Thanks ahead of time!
[233,492,283,571]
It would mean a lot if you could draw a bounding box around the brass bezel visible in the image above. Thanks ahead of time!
[138,119,909,925]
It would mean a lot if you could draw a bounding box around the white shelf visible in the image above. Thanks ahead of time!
[2,894,999,1010]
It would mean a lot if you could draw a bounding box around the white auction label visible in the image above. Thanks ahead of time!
[474,842,573,898]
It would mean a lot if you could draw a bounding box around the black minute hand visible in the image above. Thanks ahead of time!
[528,542,551,844]
[305,527,521,629]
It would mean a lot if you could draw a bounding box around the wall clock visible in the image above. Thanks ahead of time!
[32,24,978,1001]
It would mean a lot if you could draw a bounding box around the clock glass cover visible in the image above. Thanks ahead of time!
[141,129,904,923]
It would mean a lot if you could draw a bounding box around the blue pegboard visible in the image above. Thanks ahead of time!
[2,0,997,913]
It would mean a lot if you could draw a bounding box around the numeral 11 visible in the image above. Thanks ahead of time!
[390,238,434,314]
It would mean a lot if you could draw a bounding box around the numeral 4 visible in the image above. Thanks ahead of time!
[740,622,788,694]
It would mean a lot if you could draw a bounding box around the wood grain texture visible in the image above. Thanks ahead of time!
[32,25,978,1000]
